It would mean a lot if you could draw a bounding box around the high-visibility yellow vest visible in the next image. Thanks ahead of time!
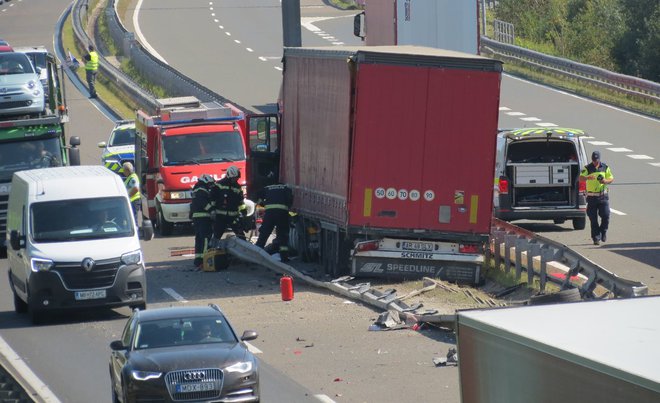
[124,173,141,202]
[85,51,99,71]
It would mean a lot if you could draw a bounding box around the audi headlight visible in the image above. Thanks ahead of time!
[121,250,142,265]
[31,258,54,272]
[225,361,253,374]
[131,370,162,381]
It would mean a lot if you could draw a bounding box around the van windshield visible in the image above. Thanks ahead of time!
[31,197,134,242]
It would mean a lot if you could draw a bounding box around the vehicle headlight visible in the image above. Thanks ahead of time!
[131,370,162,381]
[31,258,54,272]
[33,89,41,96]
[225,361,253,374]
[163,190,188,200]
[121,250,142,265]
[27,80,36,89]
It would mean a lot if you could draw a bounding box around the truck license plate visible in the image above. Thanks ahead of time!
[74,289,107,300]
[401,241,434,252]
[176,382,214,393]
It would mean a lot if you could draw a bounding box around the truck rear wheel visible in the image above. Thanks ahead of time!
[157,208,174,236]
[572,217,586,230]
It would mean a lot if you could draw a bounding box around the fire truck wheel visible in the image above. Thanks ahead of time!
[157,208,174,236]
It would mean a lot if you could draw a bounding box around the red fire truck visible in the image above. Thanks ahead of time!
[134,97,250,236]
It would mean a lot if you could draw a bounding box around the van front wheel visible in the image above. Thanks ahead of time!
[13,293,28,314]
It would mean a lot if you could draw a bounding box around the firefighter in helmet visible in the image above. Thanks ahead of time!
[210,166,247,241]
[190,174,215,268]
[255,172,293,262]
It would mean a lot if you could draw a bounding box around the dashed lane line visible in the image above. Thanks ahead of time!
[607,147,632,152]
[627,155,653,160]
[610,208,627,216]
[163,288,188,303]
[315,395,337,403]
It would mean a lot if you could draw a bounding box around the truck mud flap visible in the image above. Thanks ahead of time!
[352,256,482,285]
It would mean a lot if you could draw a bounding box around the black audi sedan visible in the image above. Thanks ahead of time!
[109,304,259,402]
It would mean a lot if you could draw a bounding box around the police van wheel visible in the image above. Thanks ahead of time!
[157,208,174,236]
[572,217,586,230]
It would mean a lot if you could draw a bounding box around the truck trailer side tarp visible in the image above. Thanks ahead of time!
[457,297,660,403]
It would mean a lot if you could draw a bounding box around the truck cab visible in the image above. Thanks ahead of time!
[494,128,588,229]
[134,97,249,236]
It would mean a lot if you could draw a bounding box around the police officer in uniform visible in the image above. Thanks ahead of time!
[256,172,293,262]
[84,44,99,98]
[190,174,215,268]
[211,166,247,241]
[122,162,141,225]
[580,151,614,245]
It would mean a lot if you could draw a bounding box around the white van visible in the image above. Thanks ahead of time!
[6,166,152,323]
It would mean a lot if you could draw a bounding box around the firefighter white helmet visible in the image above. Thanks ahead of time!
[226,166,240,179]
[198,174,214,184]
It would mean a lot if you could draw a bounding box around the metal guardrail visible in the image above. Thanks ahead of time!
[490,218,648,299]
[481,36,660,104]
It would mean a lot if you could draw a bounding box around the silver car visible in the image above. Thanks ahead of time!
[0,52,45,117]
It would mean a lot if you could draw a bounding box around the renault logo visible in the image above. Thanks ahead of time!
[183,371,205,381]
[82,258,95,272]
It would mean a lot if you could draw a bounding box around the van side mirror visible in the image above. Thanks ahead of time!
[141,219,154,241]
[9,230,24,250]
[353,12,365,39]
[70,136,81,146]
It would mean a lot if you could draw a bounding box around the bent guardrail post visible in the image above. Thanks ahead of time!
[514,237,526,279]
[526,242,540,285]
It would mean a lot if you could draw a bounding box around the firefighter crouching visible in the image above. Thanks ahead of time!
[211,166,247,241]
[255,172,293,262]
[190,174,215,268]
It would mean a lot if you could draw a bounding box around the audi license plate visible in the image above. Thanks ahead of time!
[176,382,214,393]
[74,289,107,300]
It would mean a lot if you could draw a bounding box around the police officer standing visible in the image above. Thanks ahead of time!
[190,174,215,268]
[255,172,293,262]
[211,166,247,241]
[580,151,614,245]
[84,44,99,98]
[122,162,141,225]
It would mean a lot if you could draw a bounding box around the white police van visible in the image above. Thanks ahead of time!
[493,128,589,229]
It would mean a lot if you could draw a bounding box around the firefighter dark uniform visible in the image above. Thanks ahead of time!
[256,182,293,262]
[211,167,247,241]
[190,175,215,268]
[580,151,614,245]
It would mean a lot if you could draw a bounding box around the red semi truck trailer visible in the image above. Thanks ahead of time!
[249,46,502,282]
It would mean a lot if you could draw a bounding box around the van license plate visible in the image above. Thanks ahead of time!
[74,290,107,300]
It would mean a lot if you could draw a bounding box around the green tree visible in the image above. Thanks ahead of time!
[638,6,660,81]
[614,0,660,80]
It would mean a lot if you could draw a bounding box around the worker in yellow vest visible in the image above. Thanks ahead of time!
[84,44,99,98]
[579,151,614,245]
[122,162,141,226]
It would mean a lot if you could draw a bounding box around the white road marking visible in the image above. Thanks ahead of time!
[627,154,653,159]
[258,56,267,61]
[246,48,254,52]
[219,25,224,29]
[133,0,168,64]
[225,32,231,36]
[163,288,188,303]
[0,335,61,402]
[234,39,241,44]
[520,117,541,121]
[214,19,218,22]
[499,107,511,111]
[506,111,525,116]
[610,208,627,216]
[274,66,283,71]
[588,141,612,146]
[211,13,215,17]
[649,162,660,167]
[536,122,558,127]
[332,42,345,45]
[244,342,262,354]
[607,147,632,152]
[315,395,337,403]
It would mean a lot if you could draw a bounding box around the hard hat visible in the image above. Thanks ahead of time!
[226,166,240,179]
[198,174,214,184]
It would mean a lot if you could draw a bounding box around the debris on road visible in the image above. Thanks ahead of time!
[433,347,458,367]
